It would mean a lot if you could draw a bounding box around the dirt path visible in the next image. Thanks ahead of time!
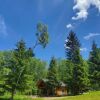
[30,96,67,100]
[43,97,66,100]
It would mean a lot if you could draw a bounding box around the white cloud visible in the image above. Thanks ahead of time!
[72,0,100,20]
[66,24,73,29]
[84,33,100,40]
[80,47,87,52]
[0,16,7,36]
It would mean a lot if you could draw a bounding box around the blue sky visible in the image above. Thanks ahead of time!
[0,0,100,62]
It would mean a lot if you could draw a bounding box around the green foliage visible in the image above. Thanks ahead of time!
[65,60,74,92]
[28,58,47,95]
[72,60,90,94]
[29,58,47,81]
[35,23,49,48]
[57,59,74,94]
[65,31,90,95]
[57,59,73,85]
[0,51,11,96]
[0,52,5,95]
[89,41,100,90]
[47,57,58,95]
[57,59,67,82]
[5,40,33,100]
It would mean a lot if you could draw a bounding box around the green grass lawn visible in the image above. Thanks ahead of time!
[55,91,100,100]
[0,91,100,100]
[0,94,43,100]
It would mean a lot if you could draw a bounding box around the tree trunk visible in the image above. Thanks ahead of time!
[10,89,14,100]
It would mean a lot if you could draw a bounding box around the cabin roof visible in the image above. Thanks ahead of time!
[42,79,49,82]
[59,82,66,87]
[37,79,66,87]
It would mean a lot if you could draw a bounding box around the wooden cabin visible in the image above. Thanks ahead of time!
[55,82,67,96]
[37,79,67,96]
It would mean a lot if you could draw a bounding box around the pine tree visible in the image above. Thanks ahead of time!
[71,50,90,95]
[65,31,89,95]
[5,40,33,100]
[89,41,100,90]
[65,31,80,62]
[47,57,58,96]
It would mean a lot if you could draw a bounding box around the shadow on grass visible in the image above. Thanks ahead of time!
[0,98,9,100]
[0,98,29,100]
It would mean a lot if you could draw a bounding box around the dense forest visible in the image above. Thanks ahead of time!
[0,23,100,100]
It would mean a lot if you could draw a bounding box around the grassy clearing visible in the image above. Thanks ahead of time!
[54,91,100,100]
[0,91,100,100]
[0,94,43,100]
[0,95,31,100]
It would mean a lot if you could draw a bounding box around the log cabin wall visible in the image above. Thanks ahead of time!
[55,87,67,96]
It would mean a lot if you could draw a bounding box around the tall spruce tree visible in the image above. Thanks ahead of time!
[71,50,90,95]
[5,40,33,100]
[89,41,100,90]
[65,31,80,62]
[47,57,58,96]
[65,31,89,95]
